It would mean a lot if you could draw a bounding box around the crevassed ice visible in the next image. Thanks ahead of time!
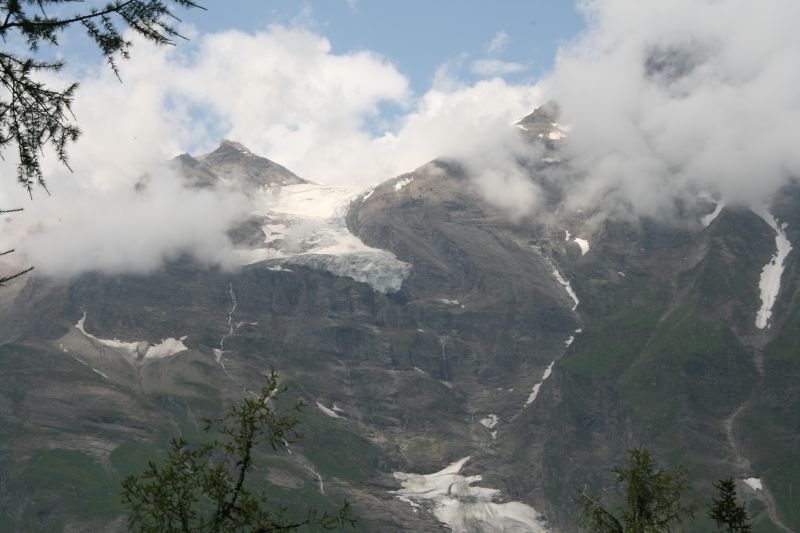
[392,456,549,532]
[752,207,792,329]
[241,183,411,294]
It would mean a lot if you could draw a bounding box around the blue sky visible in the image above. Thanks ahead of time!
[179,1,585,94]
[32,1,589,187]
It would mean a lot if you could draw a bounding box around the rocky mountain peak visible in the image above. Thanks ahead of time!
[168,140,308,190]
[215,139,253,156]
[517,100,568,141]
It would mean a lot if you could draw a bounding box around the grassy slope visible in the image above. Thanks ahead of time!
[0,343,374,531]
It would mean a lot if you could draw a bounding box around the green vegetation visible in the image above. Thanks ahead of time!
[577,447,696,532]
[121,370,355,532]
[708,478,751,532]
[561,286,668,378]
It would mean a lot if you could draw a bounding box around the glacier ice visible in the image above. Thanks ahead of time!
[392,456,549,532]
[240,183,411,294]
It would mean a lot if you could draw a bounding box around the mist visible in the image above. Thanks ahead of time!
[542,0,800,218]
[5,1,794,279]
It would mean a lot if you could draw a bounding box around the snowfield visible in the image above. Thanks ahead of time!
[76,312,188,361]
[392,456,549,532]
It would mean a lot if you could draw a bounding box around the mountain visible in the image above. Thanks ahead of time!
[172,139,307,190]
[0,115,797,532]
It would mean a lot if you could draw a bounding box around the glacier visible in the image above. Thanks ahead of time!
[238,183,411,294]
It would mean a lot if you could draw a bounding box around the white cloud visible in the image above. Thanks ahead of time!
[470,59,527,77]
[487,31,509,54]
[345,0,358,12]
[0,25,543,278]
[541,0,800,218]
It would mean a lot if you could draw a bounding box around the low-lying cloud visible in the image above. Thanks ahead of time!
[0,22,541,278]
[7,0,786,279]
[542,0,800,218]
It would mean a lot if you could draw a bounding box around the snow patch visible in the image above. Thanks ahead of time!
[76,312,145,354]
[76,312,187,361]
[392,457,549,533]
[316,402,341,419]
[526,362,555,406]
[92,367,110,380]
[701,201,725,227]
[752,207,792,329]
[550,266,579,310]
[145,336,188,359]
[394,176,414,192]
[479,414,499,430]
[743,477,763,491]
[573,238,590,256]
[361,187,375,202]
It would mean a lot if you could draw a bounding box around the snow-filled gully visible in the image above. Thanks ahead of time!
[752,207,792,330]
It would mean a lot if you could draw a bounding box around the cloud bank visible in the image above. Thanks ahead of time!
[0,23,541,278]
[8,0,790,279]
[543,0,800,218]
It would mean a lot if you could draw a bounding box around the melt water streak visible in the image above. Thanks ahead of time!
[752,208,792,329]
[392,456,549,532]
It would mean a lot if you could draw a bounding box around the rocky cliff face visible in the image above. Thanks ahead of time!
[0,121,797,532]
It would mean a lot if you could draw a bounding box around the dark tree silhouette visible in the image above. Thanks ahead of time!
[122,370,355,532]
[0,0,202,192]
[576,447,696,532]
[708,478,751,532]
